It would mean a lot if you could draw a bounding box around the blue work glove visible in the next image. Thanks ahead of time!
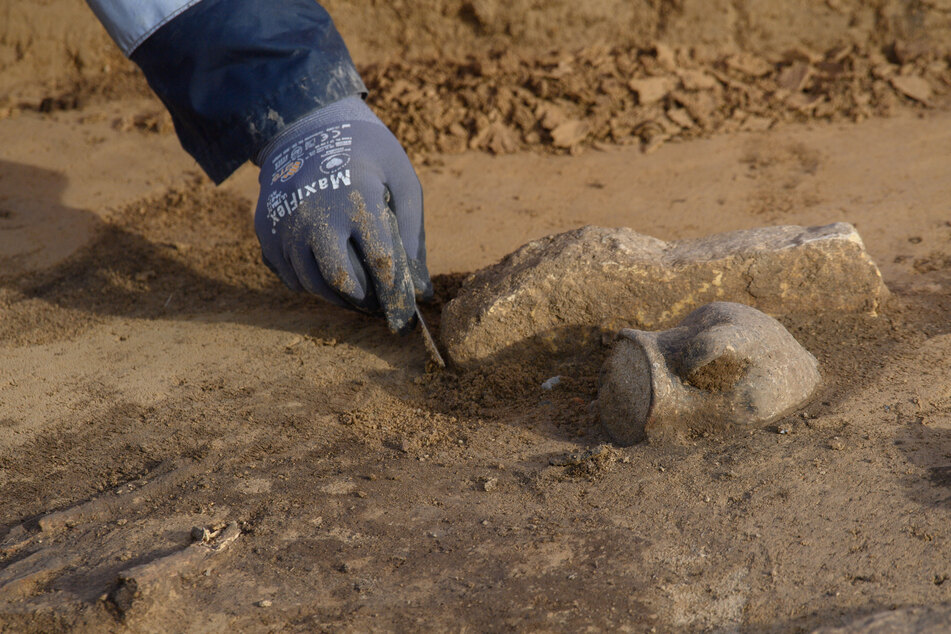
[254,96,432,334]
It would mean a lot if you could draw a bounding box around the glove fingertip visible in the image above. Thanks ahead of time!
[415,282,434,304]
[379,273,419,335]
[388,308,418,336]
[392,281,418,332]
[262,252,303,292]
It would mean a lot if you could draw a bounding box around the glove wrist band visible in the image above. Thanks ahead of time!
[253,94,381,166]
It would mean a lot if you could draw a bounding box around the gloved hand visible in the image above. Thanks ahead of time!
[254,96,432,333]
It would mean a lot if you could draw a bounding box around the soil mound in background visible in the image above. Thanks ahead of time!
[4,0,951,104]
[4,2,949,165]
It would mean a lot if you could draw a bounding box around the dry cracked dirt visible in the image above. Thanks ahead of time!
[5,1,951,632]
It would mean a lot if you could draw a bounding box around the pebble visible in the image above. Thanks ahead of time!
[541,376,562,390]
[256,600,272,608]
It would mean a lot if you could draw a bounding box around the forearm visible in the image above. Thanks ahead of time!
[86,0,366,183]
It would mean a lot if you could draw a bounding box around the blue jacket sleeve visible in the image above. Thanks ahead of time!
[125,0,367,184]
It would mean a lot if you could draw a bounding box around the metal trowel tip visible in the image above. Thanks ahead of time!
[415,306,446,368]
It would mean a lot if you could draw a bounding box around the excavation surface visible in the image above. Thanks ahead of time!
[5,2,951,631]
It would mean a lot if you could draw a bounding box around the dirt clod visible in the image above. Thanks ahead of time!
[684,355,750,392]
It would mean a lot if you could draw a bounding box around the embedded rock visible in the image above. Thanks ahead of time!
[441,223,886,367]
[597,302,820,445]
[812,604,951,633]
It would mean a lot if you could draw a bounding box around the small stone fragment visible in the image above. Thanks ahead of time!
[666,107,694,129]
[777,61,813,92]
[550,120,588,148]
[740,115,775,131]
[541,376,562,390]
[471,120,520,154]
[628,77,674,105]
[598,302,821,445]
[652,42,677,70]
[256,599,272,608]
[725,53,773,77]
[536,103,568,130]
[677,69,719,91]
[890,75,932,104]
[786,92,822,112]
[441,223,887,368]
[893,39,933,65]
[482,477,499,492]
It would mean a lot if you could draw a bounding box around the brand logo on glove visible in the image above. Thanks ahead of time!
[320,154,350,175]
[271,158,304,184]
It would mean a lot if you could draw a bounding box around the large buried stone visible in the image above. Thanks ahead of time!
[812,604,951,633]
[441,223,886,367]
[597,302,820,445]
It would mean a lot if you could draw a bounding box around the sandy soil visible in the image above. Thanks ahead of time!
[5,2,951,633]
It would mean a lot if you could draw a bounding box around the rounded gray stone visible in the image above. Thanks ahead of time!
[598,302,821,445]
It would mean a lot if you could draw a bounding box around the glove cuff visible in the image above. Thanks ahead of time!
[253,95,383,166]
